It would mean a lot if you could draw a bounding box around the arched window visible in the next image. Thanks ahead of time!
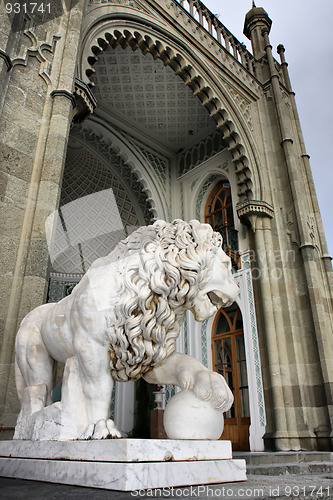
[205,181,240,268]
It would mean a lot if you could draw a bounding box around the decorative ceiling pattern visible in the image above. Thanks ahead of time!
[49,145,141,274]
[91,45,216,151]
[69,126,155,222]
[61,144,139,225]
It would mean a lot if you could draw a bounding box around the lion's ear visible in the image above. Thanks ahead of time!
[190,220,213,243]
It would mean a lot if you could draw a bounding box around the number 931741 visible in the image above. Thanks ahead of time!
[5,3,51,15]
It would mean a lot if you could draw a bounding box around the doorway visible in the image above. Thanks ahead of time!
[212,303,250,450]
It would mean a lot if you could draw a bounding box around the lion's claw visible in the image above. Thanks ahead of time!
[80,423,95,440]
[190,370,233,412]
[106,419,122,438]
[179,370,194,391]
[80,419,122,440]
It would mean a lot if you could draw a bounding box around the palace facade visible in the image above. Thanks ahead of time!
[0,0,332,451]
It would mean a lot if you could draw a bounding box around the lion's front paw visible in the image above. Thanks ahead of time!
[80,419,122,440]
[193,370,234,412]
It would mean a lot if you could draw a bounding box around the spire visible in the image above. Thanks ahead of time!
[243,4,272,58]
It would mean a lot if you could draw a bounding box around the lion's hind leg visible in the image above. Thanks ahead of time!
[15,305,55,407]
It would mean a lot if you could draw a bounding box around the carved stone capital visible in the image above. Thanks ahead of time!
[73,78,97,122]
[237,199,274,219]
[236,200,274,232]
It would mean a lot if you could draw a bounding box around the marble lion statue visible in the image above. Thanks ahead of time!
[14,219,239,440]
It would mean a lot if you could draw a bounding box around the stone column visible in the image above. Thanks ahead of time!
[238,203,287,448]
[277,43,333,318]
[251,216,290,450]
[237,199,319,450]
[262,29,333,449]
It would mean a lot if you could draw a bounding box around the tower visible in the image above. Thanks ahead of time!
[0,0,332,451]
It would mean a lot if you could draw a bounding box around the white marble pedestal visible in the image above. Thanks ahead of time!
[0,439,246,491]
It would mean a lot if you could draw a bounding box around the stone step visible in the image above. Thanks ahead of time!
[234,451,333,466]
[233,452,333,476]
[246,461,333,476]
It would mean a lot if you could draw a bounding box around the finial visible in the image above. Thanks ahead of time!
[252,1,256,7]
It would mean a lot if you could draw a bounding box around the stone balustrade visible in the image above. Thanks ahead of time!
[173,0,256,75]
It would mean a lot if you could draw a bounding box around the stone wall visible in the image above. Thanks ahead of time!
[0,1,86,436]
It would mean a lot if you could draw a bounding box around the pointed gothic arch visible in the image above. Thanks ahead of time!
[78,20,267,205]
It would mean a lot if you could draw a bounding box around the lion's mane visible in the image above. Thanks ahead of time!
[90,219,222,382]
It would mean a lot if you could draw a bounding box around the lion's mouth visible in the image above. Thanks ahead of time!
[208,290,234,309]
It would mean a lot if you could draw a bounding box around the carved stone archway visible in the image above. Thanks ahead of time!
[79,22,261,204]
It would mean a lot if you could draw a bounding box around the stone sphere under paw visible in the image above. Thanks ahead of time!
[163,389,224,440]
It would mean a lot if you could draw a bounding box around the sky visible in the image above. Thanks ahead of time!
[203,0,333,257]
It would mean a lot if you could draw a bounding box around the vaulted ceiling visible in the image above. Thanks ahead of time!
[90,45,216,153]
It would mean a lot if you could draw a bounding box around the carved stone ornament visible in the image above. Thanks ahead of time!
[14,220,238,440]
[237,199,274,218]
[73,78,97,122]
[11,28,60,86]
[236,199,274,231]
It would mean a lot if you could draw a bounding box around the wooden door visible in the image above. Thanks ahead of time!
[212,305,250,451]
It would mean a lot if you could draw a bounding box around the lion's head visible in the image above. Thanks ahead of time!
[152,219,239,321]
[92,220,239,382]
